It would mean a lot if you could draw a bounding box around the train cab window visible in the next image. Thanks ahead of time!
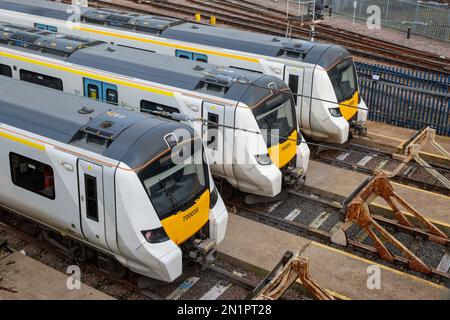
[9,153,55,200]
[105,88,118,105]
[140,100,180,119]
[87,84,100,100]
[84,175,98,222]
[34,23,57,32]
[20,70,63,91]
[206,113,219,150]
[0,63,12,77]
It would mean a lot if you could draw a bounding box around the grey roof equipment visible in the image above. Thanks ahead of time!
[0,22,103,57]
[0,22,289,105]
[0,77,193,169]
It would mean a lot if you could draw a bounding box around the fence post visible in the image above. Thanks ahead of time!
[446,8,450,42]
[413,2,420,34]
[385,0,390,22]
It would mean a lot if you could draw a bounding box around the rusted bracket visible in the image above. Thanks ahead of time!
[248,251,334,300]
[336,173,449,274]
[377,127,450,189]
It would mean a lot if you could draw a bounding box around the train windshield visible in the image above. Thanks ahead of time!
[139,144,208,220]
[253,93,296,148]
[329,59,358,103]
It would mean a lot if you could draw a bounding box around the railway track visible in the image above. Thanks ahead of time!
[226,185,450,287]
[0,210,274,300]
[78,0,450,74]
[220,0,449,65]
[311,143,450,196]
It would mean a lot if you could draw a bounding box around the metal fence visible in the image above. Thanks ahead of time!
[355,62,450,135]
[330,0,450,42]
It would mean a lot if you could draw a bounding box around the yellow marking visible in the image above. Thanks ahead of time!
[390,181,450,200]
[75,26,260,63]
[339,91,359,120]
[367,132,450,160]
[0,131,45,151]
[294,279,352,300]
[268,130,297,168]
[419,151,449,161]
[368,131,405,142]
[311,241,446,290]
[0,50,173,97]
[324,289,352,300]
[371,203,450,229]
[161,190,210,245]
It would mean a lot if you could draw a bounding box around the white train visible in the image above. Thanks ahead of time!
[0,76,227,282]
[0,0,367,144]
[0,22,310,197]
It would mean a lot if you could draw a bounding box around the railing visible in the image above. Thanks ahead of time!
[355,62,450,136]
[330,0,450,42]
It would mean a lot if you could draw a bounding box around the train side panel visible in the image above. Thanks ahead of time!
[0,126,83,238]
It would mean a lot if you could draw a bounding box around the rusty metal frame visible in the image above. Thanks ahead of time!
[248,251,334,300]
[376,127,450,189]
[339,173,449,274]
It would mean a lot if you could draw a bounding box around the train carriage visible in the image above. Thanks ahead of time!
[0,22,310,197]
[0,0,367,144]
[0,76,227,282]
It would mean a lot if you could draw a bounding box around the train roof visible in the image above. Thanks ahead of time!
[0,22,288,105]
[0,76,193,170]
[0,0,351,69]
[162,23,351,69]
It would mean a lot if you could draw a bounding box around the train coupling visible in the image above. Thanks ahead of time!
[350,121,367,137]
[188,238,218,265]
[282,166,306,189]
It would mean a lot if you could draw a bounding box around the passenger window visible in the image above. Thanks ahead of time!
[140,100,180,119]
[194,53,208,63]
[9,153,55,200]
[175,49,193,60]
[105,88,118,105]
[230,66,262,74]
[20,69,63,91]
[34,23,57,32]
[87,84,100,100]
[207,113,219,150]
[84,175,98,222]
[0,63,12,77]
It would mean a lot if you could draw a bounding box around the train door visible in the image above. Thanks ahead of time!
[284,66,306,129]
[84,78,103,101]
[202,102,225,176]
[83,78,118,105]
[103,83,118,105]
[78,160,108,249]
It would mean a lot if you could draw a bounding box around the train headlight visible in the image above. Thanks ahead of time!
[210,187,219,209]
[329,107,342,117]
[141,227,169,244]
[255,154,272,165]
